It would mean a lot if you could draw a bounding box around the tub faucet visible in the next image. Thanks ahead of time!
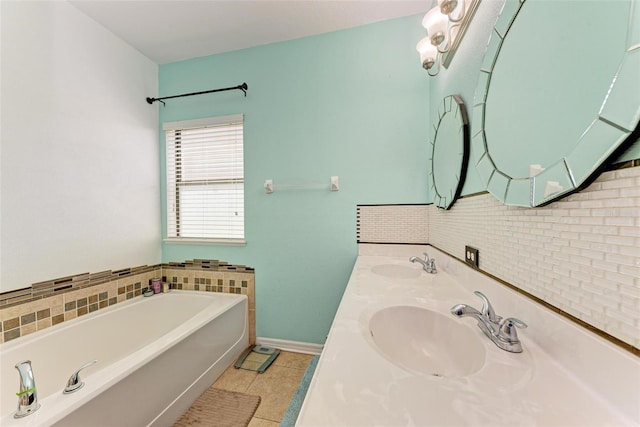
[409,252,437,274]
[14,360,40,418]
[451,291,527,353]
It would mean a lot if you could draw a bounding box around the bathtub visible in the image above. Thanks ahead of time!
[0,291,248,426]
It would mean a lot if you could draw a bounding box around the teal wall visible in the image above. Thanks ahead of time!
[159,16,430,344]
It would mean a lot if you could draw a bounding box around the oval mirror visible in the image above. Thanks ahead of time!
[430,95,469,210]
[472,0,640,207]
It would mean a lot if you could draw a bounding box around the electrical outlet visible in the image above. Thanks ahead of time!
[465,246,479,268]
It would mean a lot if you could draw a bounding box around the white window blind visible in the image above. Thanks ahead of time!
[164,114,244,243]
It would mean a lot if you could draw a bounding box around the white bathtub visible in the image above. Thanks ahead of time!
[0,291,248,426]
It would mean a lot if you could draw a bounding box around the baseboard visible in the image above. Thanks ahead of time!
[256,337,323,355]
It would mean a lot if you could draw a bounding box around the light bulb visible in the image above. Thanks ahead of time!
[422,7,448,46]
[416,37,438,70]
[438,0,458,15]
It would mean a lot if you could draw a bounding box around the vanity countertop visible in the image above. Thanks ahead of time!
[296,244,640,426]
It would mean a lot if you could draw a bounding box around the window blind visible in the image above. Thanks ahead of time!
[164,114,244,242]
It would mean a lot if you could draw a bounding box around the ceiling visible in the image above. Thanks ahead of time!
[69,0,430,64]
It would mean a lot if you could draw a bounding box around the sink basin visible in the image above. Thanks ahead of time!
[367,306,486,377]
[371,264,421,278]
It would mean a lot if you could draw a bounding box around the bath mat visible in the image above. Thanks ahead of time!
[279,354,320,427]
[234,345,280,373]
[173,388,261,427]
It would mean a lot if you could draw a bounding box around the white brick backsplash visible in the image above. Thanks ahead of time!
[429,166,640,349]
[357,166,640,349]
[357,205,429,244]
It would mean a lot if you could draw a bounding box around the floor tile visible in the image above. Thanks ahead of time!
[246,365,307,422]
[273,351,314,370]
[212,350,315,425]
[213,365,258,393]
[248,417,279,427]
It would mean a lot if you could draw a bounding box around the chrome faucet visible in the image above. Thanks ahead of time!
[14,360,40,418]
[409,252,437,274]
[64,360,97,394]
[451,291,527,353]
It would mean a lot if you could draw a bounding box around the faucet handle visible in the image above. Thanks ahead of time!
[473,291,501,323]
[422,252,430,262]
[498,317,527,342]
[64,360,97,394]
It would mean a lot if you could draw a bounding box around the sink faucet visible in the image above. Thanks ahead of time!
[409,252,437,274]
[451,291,527,353]
[14,360,40,418]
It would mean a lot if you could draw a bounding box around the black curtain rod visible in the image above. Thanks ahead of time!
[146,82,248,105]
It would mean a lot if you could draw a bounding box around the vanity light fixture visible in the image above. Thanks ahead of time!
[416,0,480,76]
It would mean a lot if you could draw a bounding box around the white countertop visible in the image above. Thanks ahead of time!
[296,244,639,426]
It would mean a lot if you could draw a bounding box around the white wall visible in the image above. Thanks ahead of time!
[1,1,160,292]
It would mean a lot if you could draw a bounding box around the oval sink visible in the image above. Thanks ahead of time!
[371,264,421,279]
[367,306,486,377]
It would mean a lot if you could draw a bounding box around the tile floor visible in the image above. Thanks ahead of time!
[212,350,315,427]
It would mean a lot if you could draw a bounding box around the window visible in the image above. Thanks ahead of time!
[164,114,244,244]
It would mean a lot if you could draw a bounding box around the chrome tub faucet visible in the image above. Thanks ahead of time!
[451,291,527,353]
[409,252,437,274]
[14,360,40,418]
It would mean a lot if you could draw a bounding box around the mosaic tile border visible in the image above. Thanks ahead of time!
[0,265,159,309]
[0,260,255,345]
[163,259,255,273]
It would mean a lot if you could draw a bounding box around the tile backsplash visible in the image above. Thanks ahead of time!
[357,204,429,244]
[358,165,640,351]
[0,260,255,345]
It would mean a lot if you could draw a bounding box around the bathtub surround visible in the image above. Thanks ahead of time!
[162,260,256,344]
[357,165,640,352]
[0,259,255,345]
[0,267,160,344]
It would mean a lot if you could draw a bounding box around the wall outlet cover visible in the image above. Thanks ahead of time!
[465,246,479,268]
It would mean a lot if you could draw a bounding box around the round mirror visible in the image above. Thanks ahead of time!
[472,0,640,207]
[430,95,469,210]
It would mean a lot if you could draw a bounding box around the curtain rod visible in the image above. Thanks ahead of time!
[146,82,248,105]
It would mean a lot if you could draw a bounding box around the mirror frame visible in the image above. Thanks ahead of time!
[471,0,640,207]
[430,95,470,210]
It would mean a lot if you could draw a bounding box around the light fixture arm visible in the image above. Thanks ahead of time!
[427,56,442,77]
[437,21,462,53]
[446,0,466,23]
